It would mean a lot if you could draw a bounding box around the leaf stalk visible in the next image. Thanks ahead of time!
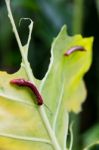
[5,0,62,150]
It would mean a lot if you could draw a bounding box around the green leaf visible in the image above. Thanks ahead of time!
[0,66,51,150]
[0,24,93,150]
[40,25,93,113]
[83,142,99,150]
[38,25,93,149]
[83,124,99,150]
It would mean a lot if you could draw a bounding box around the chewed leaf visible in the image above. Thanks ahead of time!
[0,65,51,150]
[20,18,33,56]
[0,22,93,149]
[39,25,93,148]
[40,25,93,113]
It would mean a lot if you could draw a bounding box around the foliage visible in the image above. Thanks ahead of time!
[0,0,95,150]
[0,0,99,150]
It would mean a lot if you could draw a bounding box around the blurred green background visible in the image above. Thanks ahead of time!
[0,0,99,149]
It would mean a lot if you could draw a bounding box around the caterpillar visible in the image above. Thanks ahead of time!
[10,79,43,105]
[64,46,86,56]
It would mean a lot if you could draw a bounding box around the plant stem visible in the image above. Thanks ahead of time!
[69,123,73,150]
[96,0,99,15]
[5,0,35,84]
[5,0,61,150]
[72,0,84,34]
[39,106,61,150]
[72,1,84,149]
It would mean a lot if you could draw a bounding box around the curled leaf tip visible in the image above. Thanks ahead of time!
[10,79,43,105]
[64,46,86,56]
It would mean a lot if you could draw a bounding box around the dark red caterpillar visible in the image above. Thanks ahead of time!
[10,79,43,105]
[64,46,86,56]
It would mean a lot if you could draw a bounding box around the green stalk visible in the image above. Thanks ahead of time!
[96,0,99,14]
[5,0,35,84]
[72,1,85,150]
[72,0,84,34]
[5,0,62,150]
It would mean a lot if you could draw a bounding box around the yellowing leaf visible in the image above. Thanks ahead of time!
[0,23,93,150]
[0,66,51,150]
[38,26,93,149]
[40,25,93,114]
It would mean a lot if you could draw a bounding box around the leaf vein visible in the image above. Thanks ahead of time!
[53,85,64,132]
[0,133,51,145]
